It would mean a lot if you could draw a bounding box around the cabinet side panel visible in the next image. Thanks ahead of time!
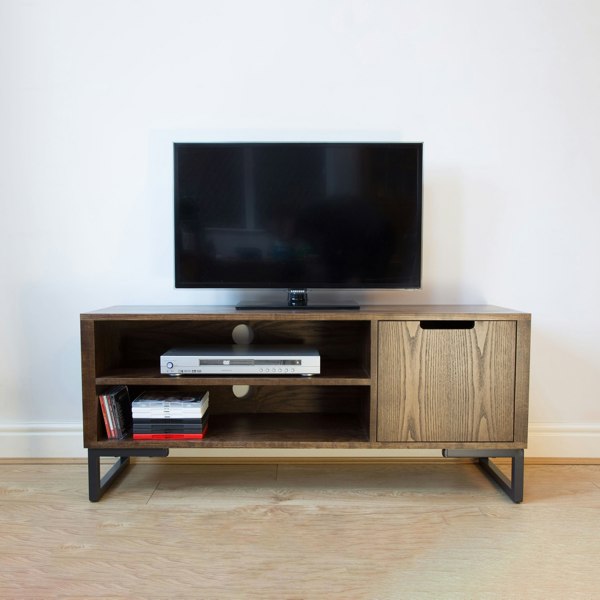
[513,318,531,445]
[81,319,99,447]
[484,321,517,441]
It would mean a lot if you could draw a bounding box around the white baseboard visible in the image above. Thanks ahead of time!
[526,423,600,458]
[0,422,599,459]
[0,423,84,458]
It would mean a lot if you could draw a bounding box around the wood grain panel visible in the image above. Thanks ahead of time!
[513,318,531,445]
[195,385,369,415]
[82,304,531,319]
[94,319,370,370]
[80,320,99,446]
[377,321,516,442]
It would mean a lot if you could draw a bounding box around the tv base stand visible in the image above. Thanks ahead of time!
[235,288,360,310]
[81,305,530,503]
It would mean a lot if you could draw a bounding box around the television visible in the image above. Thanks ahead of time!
[174,142,422,309]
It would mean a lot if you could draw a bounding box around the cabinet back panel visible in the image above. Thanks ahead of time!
[94,320,371,372]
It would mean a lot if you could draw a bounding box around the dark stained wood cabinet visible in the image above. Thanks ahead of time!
[81,305,531,501]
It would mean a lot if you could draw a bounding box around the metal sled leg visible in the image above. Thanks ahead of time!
[442,449,524,503]
[88,448,169,502]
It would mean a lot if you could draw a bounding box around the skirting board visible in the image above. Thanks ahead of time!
[0,422,599,459]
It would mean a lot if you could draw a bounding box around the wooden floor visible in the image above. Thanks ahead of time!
[1,460,599,599]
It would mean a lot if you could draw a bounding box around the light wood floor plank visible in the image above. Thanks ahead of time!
[0,463,599,598]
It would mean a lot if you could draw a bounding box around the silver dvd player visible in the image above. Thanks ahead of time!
[160,345,320,376]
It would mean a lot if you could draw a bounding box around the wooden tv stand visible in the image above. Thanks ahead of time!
[80,305,531,502]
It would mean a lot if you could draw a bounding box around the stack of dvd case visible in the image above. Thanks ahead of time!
[99,385,132,440]
[132,391,209,440]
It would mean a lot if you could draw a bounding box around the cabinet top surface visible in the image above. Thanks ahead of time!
[81,305,530,320]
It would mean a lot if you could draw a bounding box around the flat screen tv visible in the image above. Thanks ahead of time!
[174,142,422,309]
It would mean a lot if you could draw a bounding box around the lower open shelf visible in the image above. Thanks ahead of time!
[92,413,370,449]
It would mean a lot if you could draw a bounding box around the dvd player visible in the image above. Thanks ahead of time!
[160,345,320,376]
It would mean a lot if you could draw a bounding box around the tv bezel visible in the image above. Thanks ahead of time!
[174,141,423,293]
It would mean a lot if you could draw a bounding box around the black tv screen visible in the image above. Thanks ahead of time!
[174,142,422,289]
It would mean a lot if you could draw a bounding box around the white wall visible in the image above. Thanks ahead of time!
[1,0,599,457]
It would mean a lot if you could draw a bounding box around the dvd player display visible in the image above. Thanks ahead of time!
[160,345,320,376]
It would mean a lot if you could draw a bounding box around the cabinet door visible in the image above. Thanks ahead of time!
[377,321,516,443]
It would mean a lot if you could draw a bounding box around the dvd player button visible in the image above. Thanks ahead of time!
[166,362,174,369]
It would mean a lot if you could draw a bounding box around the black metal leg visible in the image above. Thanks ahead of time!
[88,448,169,502]
[443,449,525,503]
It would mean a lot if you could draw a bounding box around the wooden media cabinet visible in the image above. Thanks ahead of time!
[80,305,531,502]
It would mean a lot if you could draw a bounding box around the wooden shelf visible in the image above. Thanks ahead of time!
[96,362,371,387]
[91,413,369,449]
